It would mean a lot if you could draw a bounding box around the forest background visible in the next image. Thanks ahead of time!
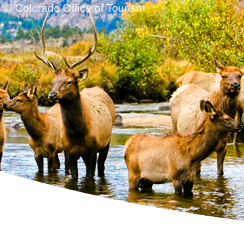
[0,0,243,105]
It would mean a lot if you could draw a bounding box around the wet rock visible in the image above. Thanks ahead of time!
[9,121,20,130]
[125,94,139,103]
[158,102,170,111]
[114,114,123,126]
[139,99,154,103]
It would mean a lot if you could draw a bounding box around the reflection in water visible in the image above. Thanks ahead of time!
[127,176,235,219]
[2,105,244,220]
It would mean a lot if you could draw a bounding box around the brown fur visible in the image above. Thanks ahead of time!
[0,81,10,169]
[176,65,244,144]
[49,68,115,180]
[124,101,242,194]
[176,70,221,92]
[3,85,66,173]
[170,60,244,176]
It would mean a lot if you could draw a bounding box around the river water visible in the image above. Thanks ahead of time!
[2,103,244,220]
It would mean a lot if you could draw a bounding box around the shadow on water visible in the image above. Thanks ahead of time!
[2,103,244,220]
[64,177,112,196]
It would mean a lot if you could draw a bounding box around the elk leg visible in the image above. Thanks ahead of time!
[87,151,97,179]
[82,155,89,175]
[183,181,193,196]
[217,144,227,176]
[128,173,141,190]
[97,143,110,177]
[64,151,70,175]
[47,154,56,172]
[173,180,182,195]
[67,153,78,181]
[233,107,243,145]
[139,178,153,190]
[195,162,202,176]
[0,151,2,170]
[35,154,44,173]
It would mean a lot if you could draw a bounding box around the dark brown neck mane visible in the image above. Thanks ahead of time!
[59,93,87,140]
[213,91,238,119]
[0,109,3,122]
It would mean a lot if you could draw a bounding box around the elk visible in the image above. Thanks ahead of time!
[3,84,67,173]
[176,70,221,92]
[35,12,115,180]
[0,81,10,169]
[176,66,244,144]
[124,100,242,195]
[170,59,243,176]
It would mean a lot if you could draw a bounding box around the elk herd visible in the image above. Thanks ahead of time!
[0,11,243,196]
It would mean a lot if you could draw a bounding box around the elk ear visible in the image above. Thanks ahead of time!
[201,100,217,119]
[75,69,88,81]
[27,85,37,99]
[239,66,244,75]
[214,59,224,73]
[23,84,29,93]
[2,81,8,91]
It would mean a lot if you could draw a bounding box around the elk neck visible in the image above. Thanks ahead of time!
[0,108,4,122]
[21,100,46,141]
[214,92,238,119]
[59,93,87,140]
[178,118,220,163]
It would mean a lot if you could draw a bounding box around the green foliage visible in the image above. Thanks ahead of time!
[101,23,166,100]
[15,28,25,40]
[124,0,244,71]
[15,24,83,43]
[0,36,8,44]
[0,12,44,40]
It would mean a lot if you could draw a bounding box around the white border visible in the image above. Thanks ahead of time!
[0,172,243,244]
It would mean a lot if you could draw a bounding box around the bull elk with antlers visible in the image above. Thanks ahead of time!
[35,12,115,180]
[3,84,67,173]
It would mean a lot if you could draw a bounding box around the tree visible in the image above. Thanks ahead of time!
[15,28,25,40]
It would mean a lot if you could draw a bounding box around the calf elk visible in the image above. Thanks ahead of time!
[170,59,243,176]
[3,84,66,173]
[35,12,115,180]
[0,81,10,169]
[124,101,242,195]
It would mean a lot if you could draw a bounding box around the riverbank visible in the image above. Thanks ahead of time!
[114,102,172,128]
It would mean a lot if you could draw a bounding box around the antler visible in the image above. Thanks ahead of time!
[34,12,57,70]
[64,11,97,69]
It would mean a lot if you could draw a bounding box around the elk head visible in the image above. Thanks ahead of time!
[0,81,10,110]
[34,11,97,103]
[214,59,244,95]
[3,84,37,113]
[200,100,242,132]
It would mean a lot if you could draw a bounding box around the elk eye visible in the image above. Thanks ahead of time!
[16,99,21,102]
[222,75,227,79]
[0,97,2,99]
[67,80,72,85]
[224,118,229,121]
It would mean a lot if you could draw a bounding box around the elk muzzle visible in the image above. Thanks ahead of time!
[48,92,58,100]
[231,82,240,90]
[2,102,10,111]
